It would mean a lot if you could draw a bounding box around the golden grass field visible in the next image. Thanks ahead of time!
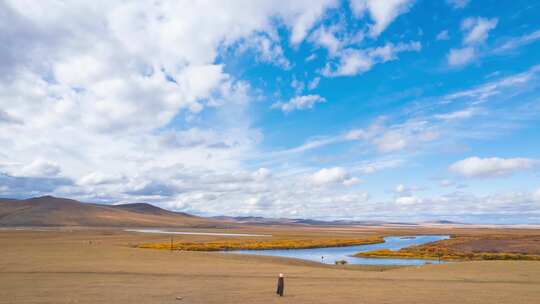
[356,234,540,261]
[1,226,540,303]
[138,235,384,251]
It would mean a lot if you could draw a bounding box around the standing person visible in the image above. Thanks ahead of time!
[276,273,284,297]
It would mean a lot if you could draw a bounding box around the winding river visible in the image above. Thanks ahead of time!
[230,235,450,265]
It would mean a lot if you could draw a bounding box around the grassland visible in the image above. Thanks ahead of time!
[1,227,540,303]
[138,236,384,251]
[356,235,540,261]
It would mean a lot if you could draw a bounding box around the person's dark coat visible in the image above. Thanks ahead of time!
[276,277,284,296]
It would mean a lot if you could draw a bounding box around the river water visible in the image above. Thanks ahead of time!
[125,229,271,237]
[230,235,450,265]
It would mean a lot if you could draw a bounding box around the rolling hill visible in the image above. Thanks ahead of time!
[0,196,228,228]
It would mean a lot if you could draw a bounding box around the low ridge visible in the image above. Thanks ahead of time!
[0,196,225,228]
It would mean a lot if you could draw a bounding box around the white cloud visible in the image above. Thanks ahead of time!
[291,77,306,94]
[252,168,271,182]
[395,196,422,205]
[322,41,421,77]
[272,94,326,113]
[374,131,408,152]
[355,158,404,174]
[436,30,450,41]
[493,29,540,54]
[285,0,339,45]
[305,53,318,62]
[462,17,498,45]
[1,1,537,224]
[308,77,321,90]
[277,117,438,157]
[449,157,538,178]
[0,110,23,125]
[446,17,497,67]
[322,48,373,76]
[334,193,370,204]
[236,34,290,69]
[311,167,359,186]
[78,172,124,186]
[246,195,274,210]
[343,177,362,186]
[0,0,344,204]
[394,184,425,198]
[447,46,476,66]
[372,120,438,153]
[17,160,62,177]
[435,108,478,121]
[446,0,470,9]
[349,0,416,37]
[534,187,540,201]
[395,184,407,193]
[310,25,343,55]
[443,65,540,103]
[439,179,455,187]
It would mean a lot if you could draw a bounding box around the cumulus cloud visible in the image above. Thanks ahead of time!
[18,160,62,177]
[252,168,271,182]
[395,184,407,193]
[235,34,291,69]
[0,1,536,223]
[393,184,425,205]
[0,110,23,125]
[349,0,416,37]
[447,46,476,66]
[334,193,370,204]
[0,0,357,211]
[125,180,179,198]
[285,0,339,45]
[272,94,326,113]
[310,24,343,56]
[395,196,422,205]
[343,177,362,186]
[449,157,538,178]
[311,167,360,186]
[77,172,124,186]
[0,173,73,198]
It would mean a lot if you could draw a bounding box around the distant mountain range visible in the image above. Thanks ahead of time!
[0,196,226,228]
[211,216,461,226]
[0,195,463,228]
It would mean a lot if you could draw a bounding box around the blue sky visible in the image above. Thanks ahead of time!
[1,0,539,223]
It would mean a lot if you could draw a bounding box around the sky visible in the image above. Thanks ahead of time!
[1,0,539,224]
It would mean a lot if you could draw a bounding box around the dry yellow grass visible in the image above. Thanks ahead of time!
[138,236,384,251]
[355,235,540,261]
[355,248,540,261]
[1,228,540,304]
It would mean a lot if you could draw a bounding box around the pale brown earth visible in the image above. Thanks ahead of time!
[444,235,540,254]
[1,227,540,304]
